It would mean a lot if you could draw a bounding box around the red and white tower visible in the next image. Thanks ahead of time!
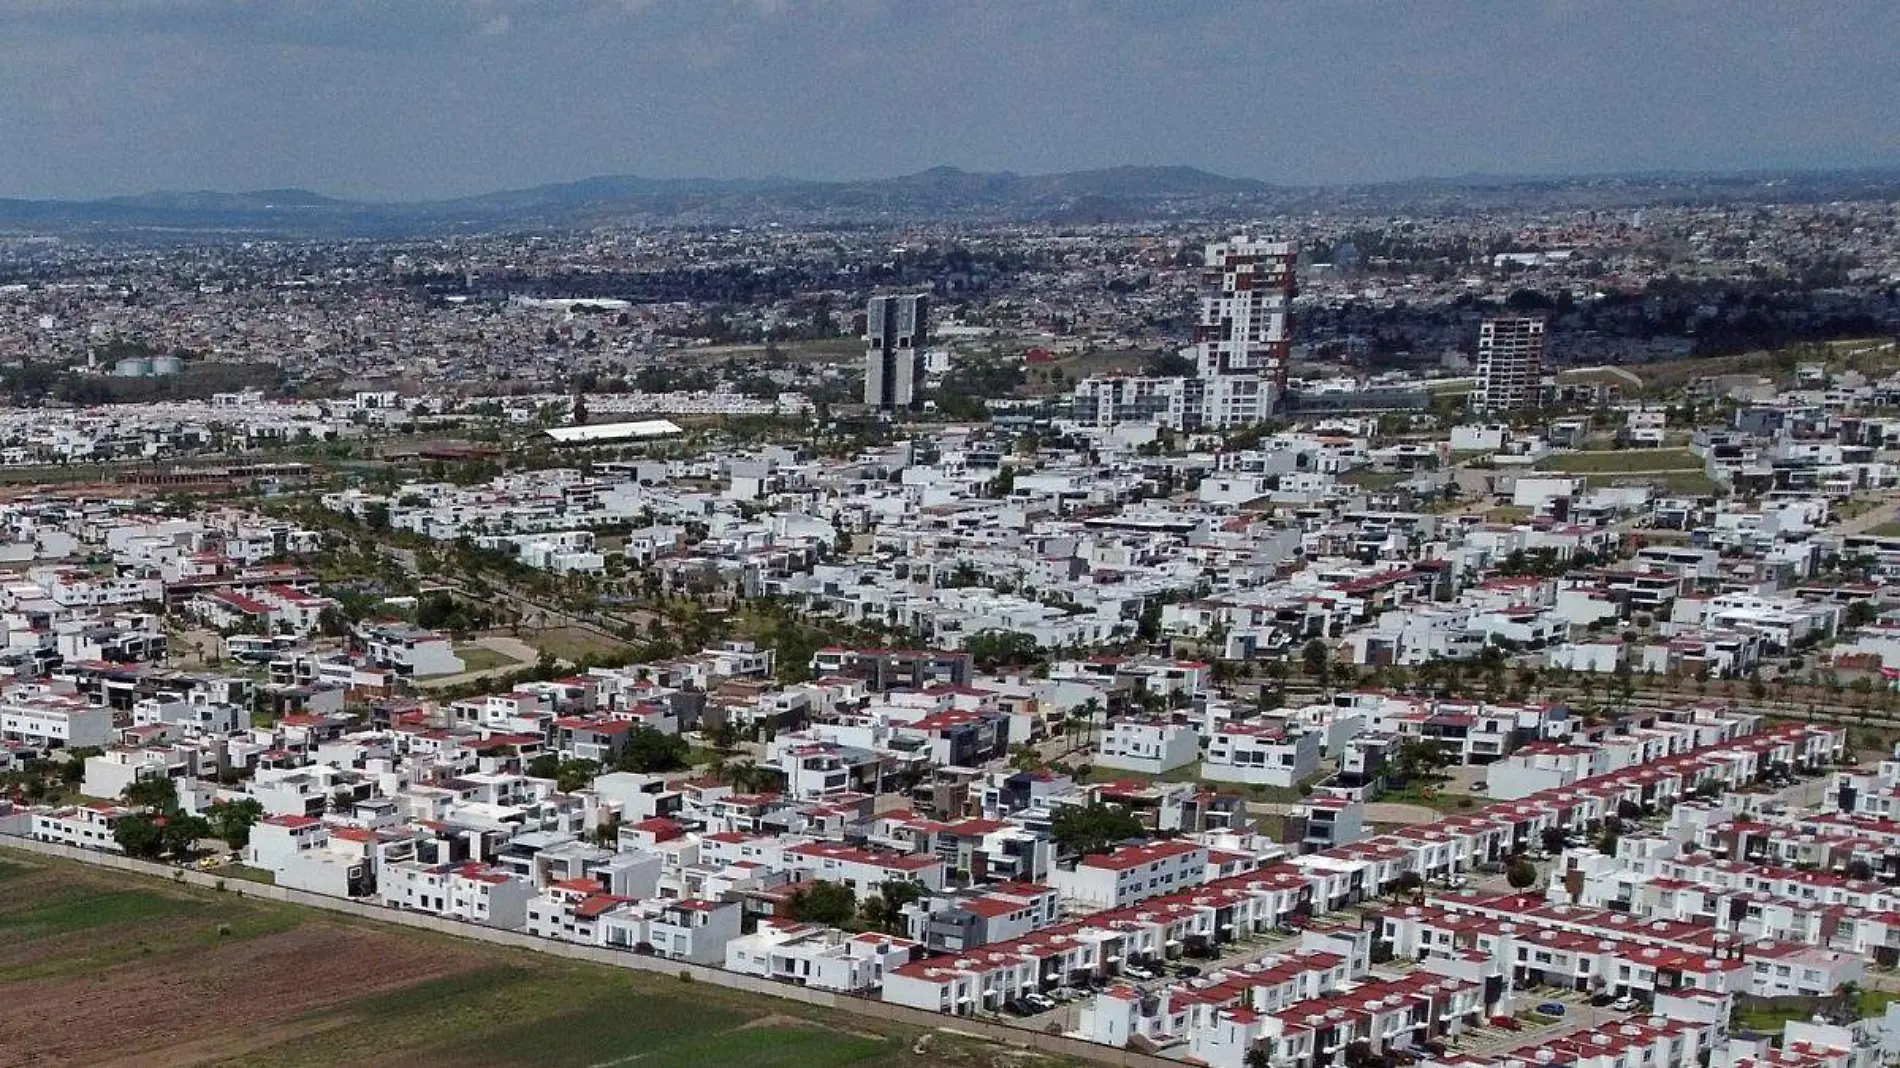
[1193,236,1296,424]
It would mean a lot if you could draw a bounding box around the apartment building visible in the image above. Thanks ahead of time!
[1095,719,1200,775]
[1048,840,1208,909]
[1476,316,1546,411]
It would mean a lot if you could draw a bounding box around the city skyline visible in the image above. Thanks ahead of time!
[0,1,1895,200]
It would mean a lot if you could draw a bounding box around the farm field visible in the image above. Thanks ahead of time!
[0,849,1084,1068]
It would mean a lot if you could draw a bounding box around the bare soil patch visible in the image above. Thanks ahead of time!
[0,922,481,1067]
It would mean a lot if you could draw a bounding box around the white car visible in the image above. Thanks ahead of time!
[1123,966,1156,981]
[1611,997,1639,1012]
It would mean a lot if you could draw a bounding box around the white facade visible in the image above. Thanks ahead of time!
[1048,840,1207,909]
[0,693,112,750]
[1200,724,1323,788]
[1095,720,1200,775]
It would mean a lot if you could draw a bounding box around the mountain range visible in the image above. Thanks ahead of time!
[5,164,1900,239]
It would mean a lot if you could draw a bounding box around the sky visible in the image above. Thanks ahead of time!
[0,0,1896,201]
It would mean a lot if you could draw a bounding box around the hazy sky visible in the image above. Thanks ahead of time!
[1,0,1895,201]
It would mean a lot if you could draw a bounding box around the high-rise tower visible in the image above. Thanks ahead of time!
[863,293,929,410]
[1192,237,1296,425]
[1476,316,1546,411]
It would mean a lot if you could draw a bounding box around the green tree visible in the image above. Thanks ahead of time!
[963,630,1041,672]
[161,813,211,858]
[207,798,265,850]
[1008,744,1045,773]
[1302,639,1332,686]
[1051,802,1145,857]
[618,728,691,774]
[1506,858,1539,890]
[530,757,602,793]
[859,878,925,935]
[59,746,101,787]
[122,775,179,812]
[789,880,858,926]
[113,814,166,858]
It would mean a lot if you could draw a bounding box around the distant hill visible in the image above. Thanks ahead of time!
[4,164,1900,239]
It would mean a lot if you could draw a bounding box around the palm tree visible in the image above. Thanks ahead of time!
[727,760,759,793]
[1072,698,1103,753]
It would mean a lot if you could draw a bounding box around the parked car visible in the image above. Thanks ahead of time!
[1472,782,1488,792]
[1174,965,1202,979]
[1590,993,1616,1007]
[1611,997,1639,1012]
[1003,999,1032,1017]
[1023,993,1055,1012]
[1536,1002,1567,1017]
[1123,966,1157,981]
[1490,1016,1522,1031]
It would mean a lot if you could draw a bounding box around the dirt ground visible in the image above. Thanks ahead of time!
[0,922,481,1067]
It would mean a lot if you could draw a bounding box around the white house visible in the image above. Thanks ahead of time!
[725,920,918,992]
[29,801,128,851]
[0,690,113,750]
[380,860,535,929]
[1048,840,1208,909]
[1095,719,1200,776]
[1200,723,1323,788]
[245,814,367,897]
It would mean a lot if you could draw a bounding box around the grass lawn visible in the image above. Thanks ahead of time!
[1083,762,1207,785]
[528,626,629,665]
[0,847,1069,1067]
[1341,470,1407,491]
[1857,987,1900,1017]
[1378,782,1483,813]
[1592,470,1718,494]
[1868,521,1900,537]
[1733,1003,1820,1034]
[219,862,277,885]
[1542,447,1700,473]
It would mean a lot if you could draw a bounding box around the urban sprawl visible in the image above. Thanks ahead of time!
[7,198,1900,1068]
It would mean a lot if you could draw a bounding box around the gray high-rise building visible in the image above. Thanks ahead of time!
[863,293,928,410]
[1476,316,1546,411]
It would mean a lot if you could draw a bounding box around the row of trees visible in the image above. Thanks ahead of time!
[113,776,265,859]
[787,878,925,935]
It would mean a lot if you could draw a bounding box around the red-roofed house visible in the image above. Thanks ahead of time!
[1049,840,1209,909]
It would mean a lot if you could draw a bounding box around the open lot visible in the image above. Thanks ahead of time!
[1540,448,1701,473]
[525,625,632,664]
[0,849,1076,1068]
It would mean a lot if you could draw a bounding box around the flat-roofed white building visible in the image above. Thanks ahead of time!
[1096,719,1199,776]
